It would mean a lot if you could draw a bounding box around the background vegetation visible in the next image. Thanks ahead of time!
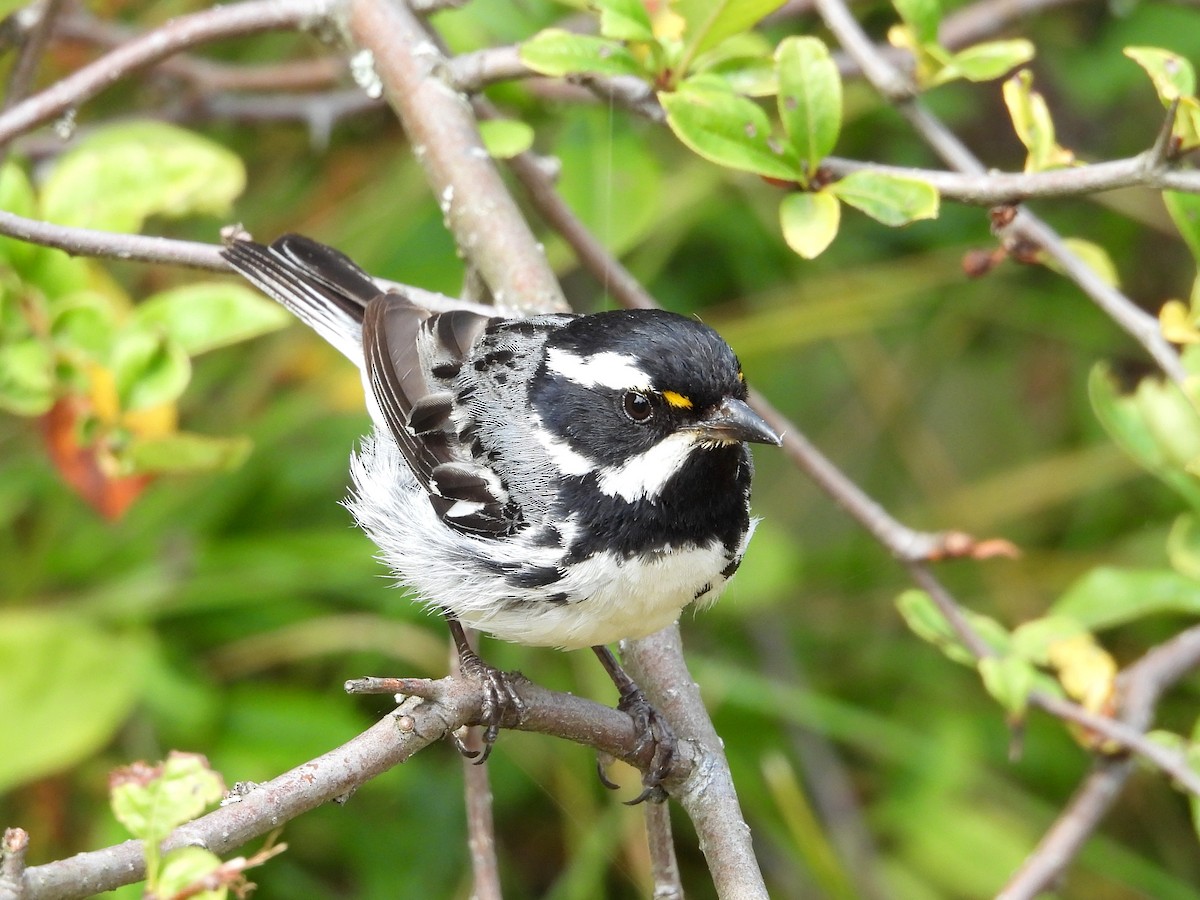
[2,0,1200,896]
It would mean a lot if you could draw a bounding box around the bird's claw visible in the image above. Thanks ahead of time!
[598,686,676,804]
[457,652,525,764]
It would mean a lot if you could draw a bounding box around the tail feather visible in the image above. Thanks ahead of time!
[221,234,381,365]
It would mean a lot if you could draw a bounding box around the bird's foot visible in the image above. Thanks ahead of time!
[606,685,676,805]
[454,649,526,764]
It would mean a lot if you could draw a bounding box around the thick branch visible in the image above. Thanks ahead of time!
[345,0,567,314]
[623,627,769,899]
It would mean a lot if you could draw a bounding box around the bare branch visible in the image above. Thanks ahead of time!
[0,210,499,316]
[20,675,695,900]
[0,0,325,149]
[643,801,683,899]
[345,0,567,314]
[1,828,30,900]
[996,758,1135,900]
[623,627,769,899]
[1000,624,1200,898]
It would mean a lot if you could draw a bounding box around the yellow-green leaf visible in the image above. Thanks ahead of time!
[478,119,536,160]
[1125,46,1196,103]
[596,0,654,42]
[779,191,840,259]
[1002,69,1074,172]
[931,39,1034,86]
[892,0,940,45]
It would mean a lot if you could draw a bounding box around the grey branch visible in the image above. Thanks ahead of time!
[15,675,696,900]
[345,0,567,314]
[0,0,326,149]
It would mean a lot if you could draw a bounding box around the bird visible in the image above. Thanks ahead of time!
[221,233,781,800]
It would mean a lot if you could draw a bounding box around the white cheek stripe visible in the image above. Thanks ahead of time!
[597,431,698,501]
[546,348,650,391]
[536,427,594,476]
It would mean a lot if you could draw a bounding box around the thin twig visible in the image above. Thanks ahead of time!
[996,758,1135,900]
[812,0,1186,386]
[1000,624,1200,897]
[2,0,68,111]
[449,633,502,900]
[0,0,325,149]
[643,801,683,900]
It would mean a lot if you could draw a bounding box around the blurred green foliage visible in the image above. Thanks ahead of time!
[3,0,1200,897]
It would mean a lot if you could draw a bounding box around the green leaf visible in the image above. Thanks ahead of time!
[111,751,225,843]
[156,847,226,900]
[477,118,536,160]
[978,655,1036,716]
[932,39,1034,86]
[1051,567,1200,629]
[779,191,841,259]
[127,432,253,475]
[111,325,191,412]
[519,29,644,78]
[0,612,150,793]
[1010,615,1088,665]
[1124,46,1196,104]
[51,293,120,359]
[0,337,54,416]
[133,283,291,356]
[674,0,788,61]
[41,121,245,233]
[775,36,842,173]
[1175,96,1200,152]
[1165,190,1200,264]
[892,0,940,45]
[704,54,778,96]
[596,0,654,42]
[660,78,800,179]
[896,590,1010,664]
[826,171,939,226]
[1002,69,1074,172]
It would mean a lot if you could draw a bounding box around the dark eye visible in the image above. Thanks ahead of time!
[622,391,653,422]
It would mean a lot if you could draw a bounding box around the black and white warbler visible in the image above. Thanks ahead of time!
[221,234,781,799]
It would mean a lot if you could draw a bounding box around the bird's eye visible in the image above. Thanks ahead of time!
[622,391,653,422]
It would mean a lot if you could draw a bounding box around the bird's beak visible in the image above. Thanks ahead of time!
[690,398,783,446]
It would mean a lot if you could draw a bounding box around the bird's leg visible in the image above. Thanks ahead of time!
[592,644,676,804]
[447,616,525,763]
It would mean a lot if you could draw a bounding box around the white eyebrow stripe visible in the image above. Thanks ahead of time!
[546,348,650,391]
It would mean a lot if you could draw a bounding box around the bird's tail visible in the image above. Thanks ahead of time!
[221,233,382,364]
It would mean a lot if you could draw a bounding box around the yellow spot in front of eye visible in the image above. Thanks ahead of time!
[737,371,744,382]
[663,390,693,409]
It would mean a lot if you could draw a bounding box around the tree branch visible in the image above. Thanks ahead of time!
[18,675,693,900]
[0,0,325,149]
[623,627,770,899]
[344,0,567,314]
[812,0,1187,386]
